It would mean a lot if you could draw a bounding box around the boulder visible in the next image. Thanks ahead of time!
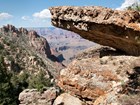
[19,87,59,105]
[49,6,140,56]
[53,93,84,105]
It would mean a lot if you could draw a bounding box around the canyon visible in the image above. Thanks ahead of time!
[1,5,140,105]
[28,27,95,65]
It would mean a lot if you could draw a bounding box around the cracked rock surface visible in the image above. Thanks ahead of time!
[50,6,140,56]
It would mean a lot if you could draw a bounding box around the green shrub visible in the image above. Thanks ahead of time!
[0,43,4,49]
[28,70,52,92]
[0,56,17,105]
[0,58,52,103]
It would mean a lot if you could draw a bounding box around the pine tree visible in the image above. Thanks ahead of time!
[0,56,17,105]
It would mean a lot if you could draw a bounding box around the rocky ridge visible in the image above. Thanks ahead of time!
[58,48,140,104]
[0,24,64,105]
[0,24,53,59]
[50,6,140,105]
[29,27,95,65]
[0,24,64,77]
[19,87,59,105]
[50,6,140,56]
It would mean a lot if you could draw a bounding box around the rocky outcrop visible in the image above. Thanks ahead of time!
[74,45,126,59]
[49,6,140,104]
[0,24,65,77]
[0,24,51,57]
[49,6,140,56]
[19,87,59,105]
[57,47,140,104]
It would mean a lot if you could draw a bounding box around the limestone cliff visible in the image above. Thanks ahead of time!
[49,6,140,56]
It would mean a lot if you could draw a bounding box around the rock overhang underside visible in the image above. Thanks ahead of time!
[49,6,140,56]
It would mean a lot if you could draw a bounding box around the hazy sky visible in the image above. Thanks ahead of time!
[0,0,139,27]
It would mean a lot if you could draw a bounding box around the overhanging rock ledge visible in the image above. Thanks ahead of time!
[49,6,140,56]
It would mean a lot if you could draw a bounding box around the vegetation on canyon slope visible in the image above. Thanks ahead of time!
[0,2,140,104]
[0,49,52,105]
[0,27,54,105]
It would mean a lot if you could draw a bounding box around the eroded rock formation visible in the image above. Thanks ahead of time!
[0,24,52,57]
[49,6,140,56]
[0,24,64,78]
[50,6,140,104]
[19,87,59,105]
[58,47,140,104]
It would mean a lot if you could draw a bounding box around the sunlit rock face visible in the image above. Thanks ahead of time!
[49,6,140,56]
[49,6,140,104]
[0,24,52,57]
[56,47,140,104]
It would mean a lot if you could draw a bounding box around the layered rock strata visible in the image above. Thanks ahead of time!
[49,6,140,56]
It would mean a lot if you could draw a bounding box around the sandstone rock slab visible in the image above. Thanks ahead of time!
[50,6,140,55]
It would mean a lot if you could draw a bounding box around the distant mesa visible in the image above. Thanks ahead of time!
[49,6,140,56]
